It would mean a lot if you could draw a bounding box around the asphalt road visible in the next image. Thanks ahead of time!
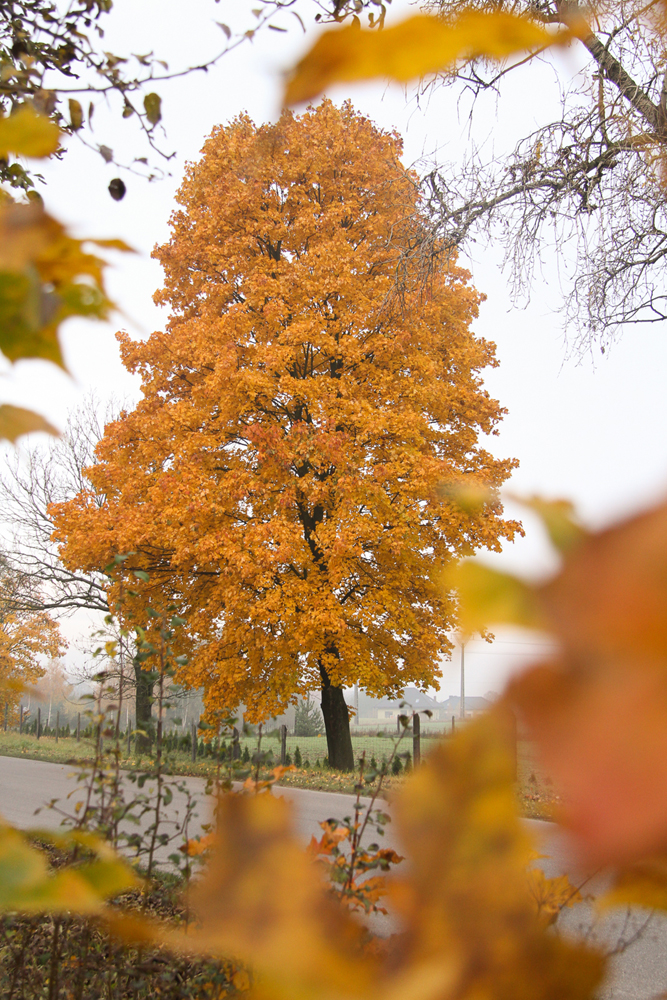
[0,755,665,999]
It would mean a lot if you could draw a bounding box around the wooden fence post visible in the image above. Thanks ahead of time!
[19,705,23,734]
[36,707,41,740]
[127,720,132,757]
[413,712,421,767]
[55,710,59,743]
[191,720,197,762]
[502,704,518,783]
[232,726,241,760]
[76,713,81,742]
[3,702,7,732]
[280,724,287,766]
[451,715,456,735]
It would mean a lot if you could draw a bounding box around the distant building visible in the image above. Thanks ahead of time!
[349,687,445,727]
[439,695,492,718]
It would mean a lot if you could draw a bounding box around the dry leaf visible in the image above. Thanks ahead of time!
[285,12,570,104]
[0,404,58,442]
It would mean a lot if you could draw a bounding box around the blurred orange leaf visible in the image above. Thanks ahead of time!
[285,13,570,105]
[506,497,667,864]
[442,558,543,635]
[0,404,58,443]
[186,792,374,1000]
[0,201,133,374]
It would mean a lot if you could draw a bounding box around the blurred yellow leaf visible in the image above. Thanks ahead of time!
[285,13,568,104]
[0,404,58,443]
[442,558,543,634]
[68,98,83,131]
[186,792,374,1000]
[0,823,140,913]
[0,202,133,371]
[0,105,60,158]
[600,857,667,912]
[387,709,603,1000]
[438,480,494,515]
[514,494,585,554]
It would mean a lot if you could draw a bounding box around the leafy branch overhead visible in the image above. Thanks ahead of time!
[0,1,344,189]
[284,11,580,103]
[0,106,132,443]
[294,0,667,347]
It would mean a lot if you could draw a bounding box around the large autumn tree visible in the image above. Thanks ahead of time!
[51,101,520,769]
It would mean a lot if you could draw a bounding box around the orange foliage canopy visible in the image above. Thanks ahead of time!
[0,568,66,719]
[51,101,519,731]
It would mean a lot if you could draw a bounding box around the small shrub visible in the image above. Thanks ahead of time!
[404,750,412,772]
[392,755,402,776]
[370,754,378,771]
[285,751,292,766]
[294,746,302,768]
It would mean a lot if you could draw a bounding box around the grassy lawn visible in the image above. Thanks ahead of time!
[0,730,559,819]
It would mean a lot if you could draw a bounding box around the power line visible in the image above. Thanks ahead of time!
[454,640,556,649]
[458,650,554,657]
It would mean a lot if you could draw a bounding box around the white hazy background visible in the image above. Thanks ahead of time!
[2,0,666,696]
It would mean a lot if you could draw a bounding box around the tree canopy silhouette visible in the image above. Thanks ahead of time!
[51,100,520,768]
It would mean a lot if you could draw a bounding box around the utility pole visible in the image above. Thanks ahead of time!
[460,640,466,720]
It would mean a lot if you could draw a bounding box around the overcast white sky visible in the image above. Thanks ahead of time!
[3,0,666,696]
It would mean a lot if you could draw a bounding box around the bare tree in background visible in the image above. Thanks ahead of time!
[334,0,667,350]
[0,392,206,741]
[0,393,120,615]
[422,0,667,350]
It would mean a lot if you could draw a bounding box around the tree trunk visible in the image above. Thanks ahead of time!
[134,663,153,753]
[319,658,354,771]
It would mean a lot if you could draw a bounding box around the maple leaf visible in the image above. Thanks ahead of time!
[526,867,583,927]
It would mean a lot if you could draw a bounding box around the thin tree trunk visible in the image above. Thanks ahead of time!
[319,654,354,771]
[134,663,152,752]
